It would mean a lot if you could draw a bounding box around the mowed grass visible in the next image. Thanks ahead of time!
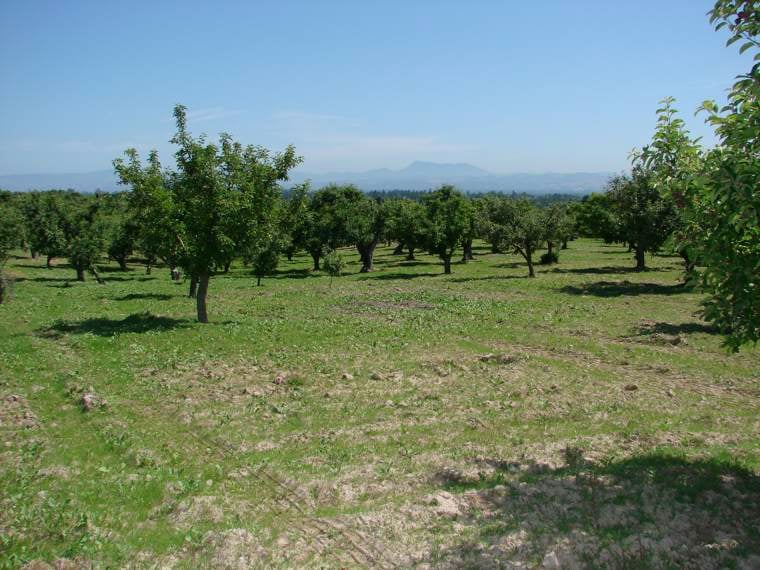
[1,239,758,568]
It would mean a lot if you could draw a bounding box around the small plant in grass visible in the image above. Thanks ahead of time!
[540,251,559,265]
[251,242,280,286]
[323,249,345,286]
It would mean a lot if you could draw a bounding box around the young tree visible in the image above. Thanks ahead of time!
[421,185,472,274]
[604,170,678,271]
[114,149,177,276]
[634,97,704,280]
[115,105,301,322]
[250,240,280,286]
[574,193,621,243]
[674,1,759,349]
[0,202,24,303]
[107,216,136,271]
[301,184,361,271]
[281,182,310,261]
[66,196,107,283]
[488,198,546,278]
[385,198,426,260]
[322,249,346,286]
[344,194,386,272]
[21,192,69,268]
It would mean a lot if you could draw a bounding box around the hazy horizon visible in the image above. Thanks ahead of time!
[1,0,752,177]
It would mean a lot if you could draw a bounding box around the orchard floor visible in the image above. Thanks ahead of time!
[1,239,759,569]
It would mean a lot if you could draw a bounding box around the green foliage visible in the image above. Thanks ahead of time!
[251,240,280,286]
[685,1,760,349]
[65,196,108,282]
[574,193,620,242]
[322,248,346,285]
[421,185,472,274]
[280,182,311,260]
[483,197,546,277]
[604,170,678,271]
[115,105,302,322]
[0,201,23,268]
[20,191,70,263]
[634,97,704,280]
[385,198,426,259]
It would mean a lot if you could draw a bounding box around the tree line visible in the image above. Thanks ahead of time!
[0,1,756,348]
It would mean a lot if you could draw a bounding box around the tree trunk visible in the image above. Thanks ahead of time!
[392,242,405,255]
[561,239,569,250]
[526,248,535,278]
[443,256,452,274]
[635,244,646,271]
[118,258,128,271]
[461,239,474,262]
[406,246,416,261]
[223,261,231,273]
[146,263,152,275]
[196,273,210,323]
[257,275,261,286]
[286,250,293,261]
[678,247,695,281]
[311,252,321,271]
[46,256,53,269]
[358,241,377,273]
[188,275,198,298]
[76,267,85,282]
[0,274,6,304]
[547,241,554,259]
[31,250,38,260]
[91,267,104,284]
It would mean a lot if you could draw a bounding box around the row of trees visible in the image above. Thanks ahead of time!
[1,2,756,347]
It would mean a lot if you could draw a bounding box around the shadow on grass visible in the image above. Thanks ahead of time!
[97,266,135,273]
[559,280,689,297]
[493,261,524,269]
[357,272,440,281]
[112,293,175,301]
[551,265,670,275]
[272,268,322,279]
[429,450,760,568]
[38,312,188,337]
[448,274,528,283]
[634,321,719,336]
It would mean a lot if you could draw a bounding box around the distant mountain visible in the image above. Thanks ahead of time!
[1,162,614,195]
[290,162,613,194]
[0,170,121,193]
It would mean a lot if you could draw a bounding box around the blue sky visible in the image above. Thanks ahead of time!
[0,0,752,176]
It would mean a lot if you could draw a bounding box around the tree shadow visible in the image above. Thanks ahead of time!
[428,450,760,568]
[272,268,322,279]
[559,280,689,297]
[38,312,189,338]
[448,274,527,283]
[97,266,135,273]
[493,261,524,269]
[551,266,670,275]
[357,272,440,281]
[634,321,720,336]
[105,275,157,282]
[112,293,175,301]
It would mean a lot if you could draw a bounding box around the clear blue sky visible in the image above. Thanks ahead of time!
[0,0,752,176]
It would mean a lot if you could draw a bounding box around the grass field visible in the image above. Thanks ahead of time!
[1,239,759,569]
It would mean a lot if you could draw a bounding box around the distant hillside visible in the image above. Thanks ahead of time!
[0,170,121,193]
[290,162,613,194]
[1,162,614,195]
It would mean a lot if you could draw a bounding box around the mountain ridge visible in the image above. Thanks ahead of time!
[0,162,615,194]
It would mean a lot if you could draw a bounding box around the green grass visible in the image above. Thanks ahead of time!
[1,239,758,568]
